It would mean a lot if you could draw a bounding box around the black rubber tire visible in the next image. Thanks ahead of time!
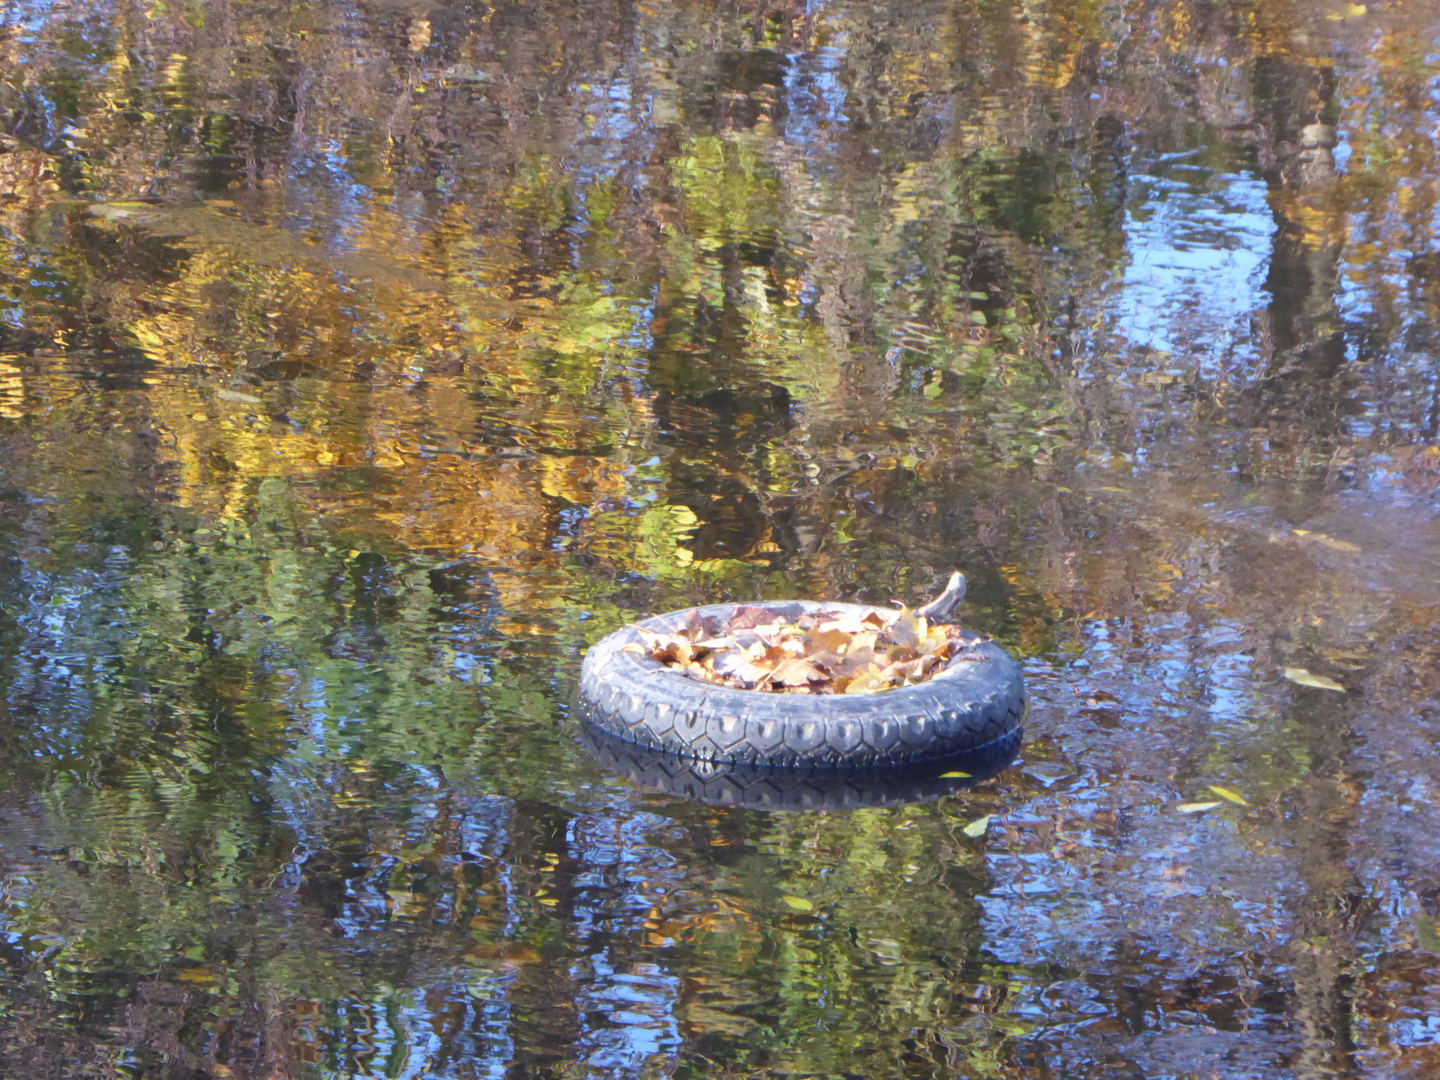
[580,719,1022,811]
[578,600,1025,768]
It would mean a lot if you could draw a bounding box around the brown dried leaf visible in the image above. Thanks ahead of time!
[739,639,770,663]
[758,644,791,666]
[811,626,852,655]
[769,657,829,687]
[836,645,879,676]
[650,634,693,665]
[848,629,878,654]
[918,624,954,656]
[844,665,890,695]
[644,601,970,696]
[673,608,720,640]
[818,616,866,636]
[728,606,775,630]
[885,611,921,650]
[881,657,928,684]
[714,647,783,686]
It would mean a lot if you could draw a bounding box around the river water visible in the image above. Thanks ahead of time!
[1,1,1439,1077]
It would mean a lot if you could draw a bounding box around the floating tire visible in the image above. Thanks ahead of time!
[578,601,1025,768]
[580,720,1021,810]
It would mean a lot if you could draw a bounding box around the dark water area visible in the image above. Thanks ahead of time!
[1,0,1439,1076]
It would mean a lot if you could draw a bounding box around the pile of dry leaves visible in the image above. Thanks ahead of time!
[625,605,983,695]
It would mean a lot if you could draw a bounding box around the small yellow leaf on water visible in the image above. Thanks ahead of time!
[1294,529,1361,552]
[1207,785,1250,807]
[1177,801,1223,814]
[780,895,814,912]
[939,770,971,779]
[962,814,992,838]
[1284,667,1345,692]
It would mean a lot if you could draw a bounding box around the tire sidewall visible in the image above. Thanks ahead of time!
[579,601,1024,767]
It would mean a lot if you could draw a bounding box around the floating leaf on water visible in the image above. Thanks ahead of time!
[1176,801,1223,814]
[780,895,814,912]
[440,63,492,83]
[216,389,261,405]
[1413,911,1440,955]
[938,770,971,779]
[1206,785,1250,807]
[962,814,992,838]
[1291,529,1362,552]
[1283,667,1345,692]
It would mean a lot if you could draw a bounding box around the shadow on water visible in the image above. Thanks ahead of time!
[579,721,1022,810]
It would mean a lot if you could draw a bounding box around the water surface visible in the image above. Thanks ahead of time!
[1,1,1439,1076]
